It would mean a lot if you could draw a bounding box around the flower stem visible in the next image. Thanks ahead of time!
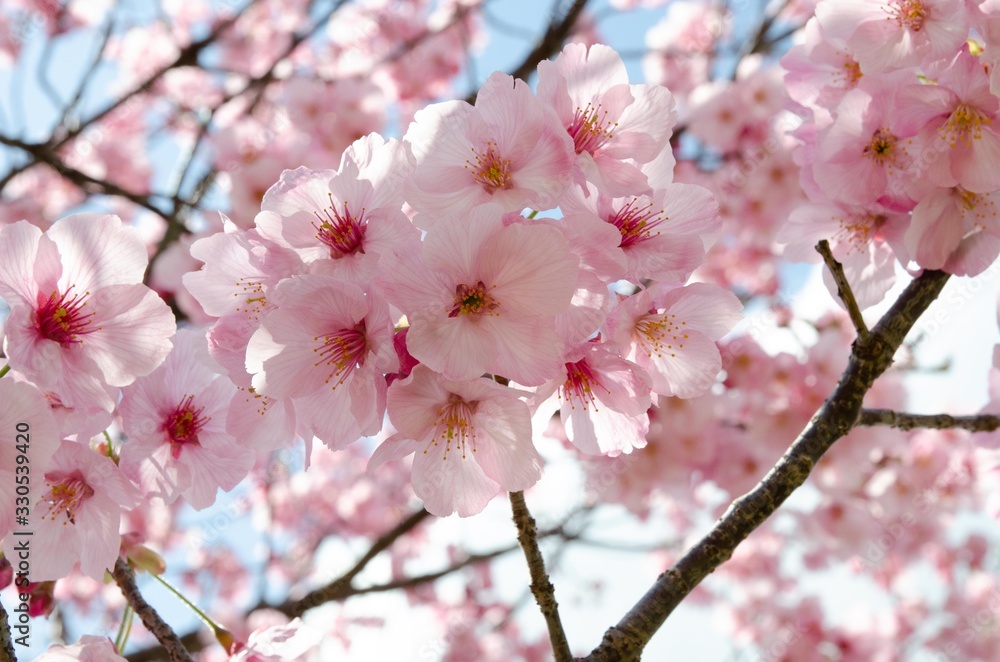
[0,365,10,379]
[114,605,134,653]
[148,572,224,635]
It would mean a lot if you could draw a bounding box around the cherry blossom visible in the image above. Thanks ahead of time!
[369,365,543,517]
[4,439,141,581]
[378,205,580,386]
[605,283,743,399]
[119,329,253,510]
[537,42,677,196]
[245,275,398,450]
[0,215,175,410]
[35,635,127,661]
[404,71,576,217]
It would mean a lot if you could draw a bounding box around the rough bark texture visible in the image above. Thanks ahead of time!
[112,558,194,662]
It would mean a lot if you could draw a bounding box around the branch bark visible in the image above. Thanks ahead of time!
[857,409,1000,432]
[582,268,951,661]
[510,491,572,661]
[0,597,16,662]
[112,558,193,662]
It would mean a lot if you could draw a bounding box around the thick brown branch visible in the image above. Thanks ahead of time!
[510,491,572,661]
[857,409,1000,432]
[816,239,869,340]
[0,597,16,662]
[112,558,193,662]
[583,269,950,661]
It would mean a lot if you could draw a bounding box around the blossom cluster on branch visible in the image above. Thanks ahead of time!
[1,0,1000,660]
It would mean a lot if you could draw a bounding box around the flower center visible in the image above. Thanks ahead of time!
[887,0,926,30]
[955,188,995,231]
[940,104,991,148]
[466,140,512,193]
[313,321,368,388]
[568,102,617,154]
[610,198,668,249]
[635,311,688,359]
[838,57,863,88]
[234,278,267,318]
[836,211,885,255]
[41,472,94,525]
[427,394,478,460]
[35,288,95,345]
[312,193,367,258]
[164,395,208,458]
[862,128,902,168]
[449,281,499,318]
[560,359,610,412]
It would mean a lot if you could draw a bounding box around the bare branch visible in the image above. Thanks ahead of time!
[816,239,870,340]
[112,558,193,662]
[510,491,572,661]
[280,508,431,616]
[582,268,950,661]
[857,409,1000,433]
[466,0,589,103]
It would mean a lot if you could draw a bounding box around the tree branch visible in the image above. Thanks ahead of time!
[582,268,950,661]
[112,558,193,662]
[816,239,869,340]
[466,0,589,103]
[857,409,1000,432]
[0,597,16,662]
[278,507,431,617]
[510,491,572,661]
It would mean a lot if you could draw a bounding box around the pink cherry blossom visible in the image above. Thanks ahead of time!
[782,17,864,109]
[896,49,1000,195]
[229,617,323,662]
[4,439,141,582]
[119,329,253,510]
[254,134,419,280]
[530,340,652,456]
[778,201,909,309]
[816,0,969,74]
[904,184,1000,274]
[404,71,576,218]
[378,205,579,386]
[811,76,917,210]
[245,275,398,450]
[369,365,543,517]
[0,215,175,411]
[561,181,720,283]
[605,283,743,399]
[36,635,127,661]
[537,42,677,197]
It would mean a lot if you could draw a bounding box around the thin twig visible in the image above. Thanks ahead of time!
[111,558,194,662]
[510,491,573,662]
[816,239,870,340]
[857,409,1000,432]
[582,268,950,661]
[282,508,431,616]
[466,0,589,103]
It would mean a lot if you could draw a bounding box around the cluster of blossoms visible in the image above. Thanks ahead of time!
[780,0,1000,306]
[0,43,740,603]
